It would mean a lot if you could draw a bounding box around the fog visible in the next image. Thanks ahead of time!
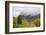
[13,7,40,17]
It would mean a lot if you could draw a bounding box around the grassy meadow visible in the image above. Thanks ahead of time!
[13,15,40,28]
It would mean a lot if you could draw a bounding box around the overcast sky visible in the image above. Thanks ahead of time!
[13,6,40,17]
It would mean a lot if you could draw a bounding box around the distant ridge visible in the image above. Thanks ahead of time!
[19,14,40,19]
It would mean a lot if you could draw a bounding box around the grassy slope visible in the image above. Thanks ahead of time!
[13,16,40,28]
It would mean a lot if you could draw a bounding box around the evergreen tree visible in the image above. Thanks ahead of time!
[17,15,22,24]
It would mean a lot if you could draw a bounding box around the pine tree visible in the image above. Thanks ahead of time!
[17,15,22,24]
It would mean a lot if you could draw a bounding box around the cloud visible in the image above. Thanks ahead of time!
[13,7,40,17]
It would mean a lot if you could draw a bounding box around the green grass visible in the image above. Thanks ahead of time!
[13,16,40,28]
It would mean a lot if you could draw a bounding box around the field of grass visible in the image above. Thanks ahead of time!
[13,16,40,28]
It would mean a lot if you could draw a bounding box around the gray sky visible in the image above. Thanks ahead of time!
[13,7,40,17]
